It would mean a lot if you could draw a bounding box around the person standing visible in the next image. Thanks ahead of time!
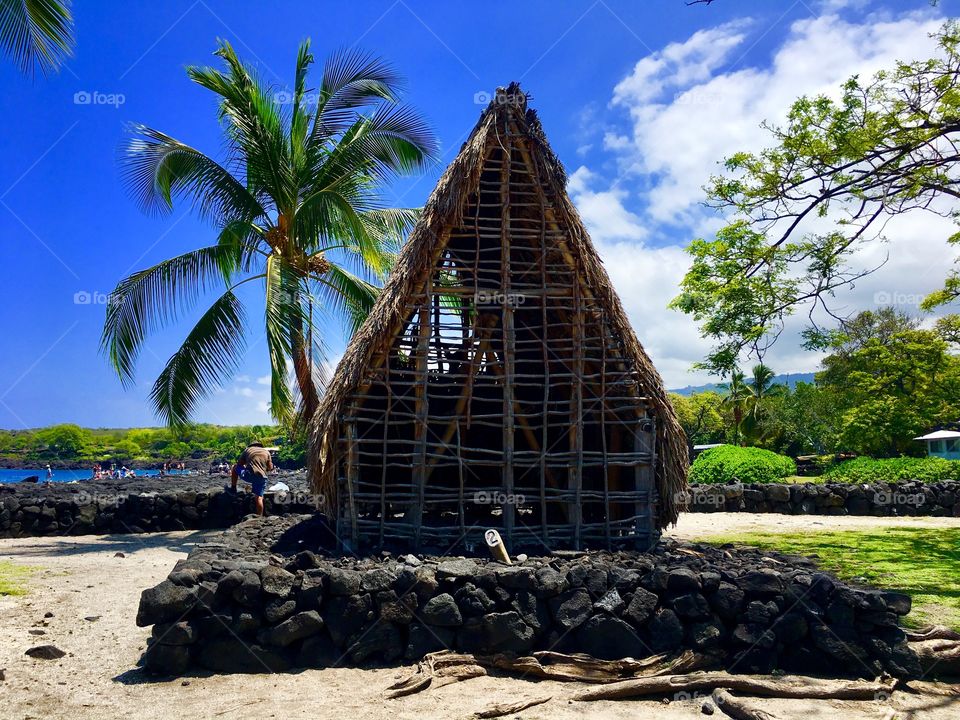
[231,442,273,516]
[45,465,53,483]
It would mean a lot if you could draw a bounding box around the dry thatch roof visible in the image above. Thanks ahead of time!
[309,83,688,528]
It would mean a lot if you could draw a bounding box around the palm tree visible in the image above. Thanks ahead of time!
[102,40,436,430]
[719,368,750,445]
[736,364,785,443]
[0,0,74,75]
[746,363,785,419]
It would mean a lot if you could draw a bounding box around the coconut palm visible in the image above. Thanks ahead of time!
[719,368,750,445]
[747,364,785,418]
[0,0,74,75]
[102,40,436,430]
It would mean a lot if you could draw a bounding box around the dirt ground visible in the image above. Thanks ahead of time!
[0,515,957,720]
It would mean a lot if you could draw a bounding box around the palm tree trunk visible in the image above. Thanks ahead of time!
[292,327,319,422]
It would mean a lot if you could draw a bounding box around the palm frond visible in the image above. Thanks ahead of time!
[0,0,73,75]
[310,104,436,189]
[359,207,419,265]
[264,254,308,425]
[150,290,246,430]
[188,41,292,207]
[293,185,387,273]
[101,245,247,387]
[119,124,265,222]
[316,264,380,335]
[310,49,403,142]
[290,39,314,154]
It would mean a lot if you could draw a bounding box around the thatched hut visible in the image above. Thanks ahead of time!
[310,83,688,552]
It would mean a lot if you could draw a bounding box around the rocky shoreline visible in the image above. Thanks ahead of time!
[136,513,919,678]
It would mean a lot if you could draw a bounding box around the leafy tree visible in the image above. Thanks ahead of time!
[111,438,142,461]
[102,41,436,430]
[807,308,919,356]
[671,22,960,373]
[817,321,960,456]
[32,423,89,458]
[0,0,73,75]
[669,391,725,454]
[763,382,840,455]
[937,313,960,347]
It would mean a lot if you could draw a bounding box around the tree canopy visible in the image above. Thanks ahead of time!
[671,22,960,373]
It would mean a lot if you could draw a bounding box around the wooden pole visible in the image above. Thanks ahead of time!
[413,301,431,549]
[380,353,391,548]
[571,275,584,550]
[345,411,360,549]
[456,420,466,537]
[600,315,611,548]
[500,120,516,548]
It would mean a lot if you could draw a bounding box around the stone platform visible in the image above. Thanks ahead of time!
[136,514,920,678]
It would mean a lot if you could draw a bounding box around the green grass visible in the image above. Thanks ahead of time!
[0,561,32,596]
[701,528,960,630]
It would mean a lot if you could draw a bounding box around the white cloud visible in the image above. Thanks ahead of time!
[567,166,648,242]
[611,11,944,225]
[255,374,271,385]
[612,21,750,107]
[570,8,952,386]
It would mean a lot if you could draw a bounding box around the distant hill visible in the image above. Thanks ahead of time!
[669,372,817,396]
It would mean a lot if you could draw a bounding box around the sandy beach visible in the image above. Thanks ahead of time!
[0,516,957,720]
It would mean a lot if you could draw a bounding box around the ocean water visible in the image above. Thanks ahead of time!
[0,468,196,484]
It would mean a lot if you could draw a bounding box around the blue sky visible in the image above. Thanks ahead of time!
[0,0,954,429]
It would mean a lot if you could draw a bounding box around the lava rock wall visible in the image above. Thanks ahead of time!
[137,515,920,678]
[0,474,314,538]
[686,480,960,516]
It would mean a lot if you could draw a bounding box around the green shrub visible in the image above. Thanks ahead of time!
[823,456,960,483]
[689,445,797,485]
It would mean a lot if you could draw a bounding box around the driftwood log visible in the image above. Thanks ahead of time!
[387,649,719,699]
[471,696,552,719]
[711,689,780,720]
[485,648,717,683]
[903,625,960,676]
[573,672,898,702]
[911,639,960,676]
[906,625,960,642]
[387,653,487,699]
